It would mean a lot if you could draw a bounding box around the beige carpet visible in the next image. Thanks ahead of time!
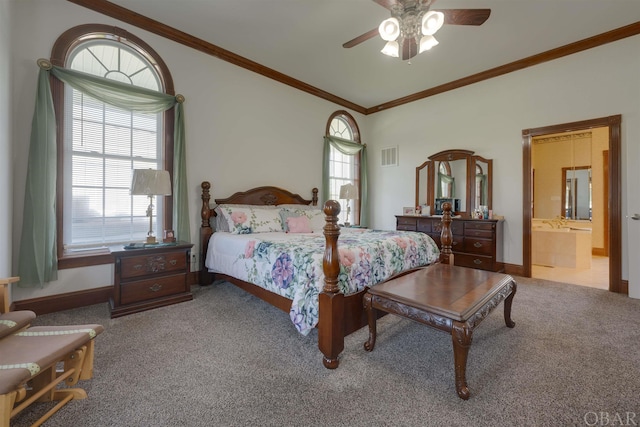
[11,276,640,427]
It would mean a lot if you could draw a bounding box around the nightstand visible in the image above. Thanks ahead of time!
[110,242,193,318]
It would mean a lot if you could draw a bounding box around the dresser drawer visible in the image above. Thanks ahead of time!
[464,228,493,239]
[463,237,494,255]
[429,234,463,250]
[120,274,186,305]
[416,218,433,233]
[120,252,187,279]
[464,221,494,231]
[455,253,494,271]
[464,221,494,238]
[396,217,418,231]
[432,221,464,235]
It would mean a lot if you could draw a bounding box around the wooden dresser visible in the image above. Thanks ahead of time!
[110,242,193,318]
[396,215,503,272]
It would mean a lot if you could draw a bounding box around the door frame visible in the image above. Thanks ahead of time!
[522,115,623,293]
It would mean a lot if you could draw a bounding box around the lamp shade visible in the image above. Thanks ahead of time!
[421,11,444,36]
[130,169,172,196]
[419,35,439,53]
[381,40,400,57]
[379,17,400,41]
[339,183,358,200]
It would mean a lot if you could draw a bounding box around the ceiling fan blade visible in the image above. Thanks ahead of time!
[343,28,379,48]
[372,0,400,10]
[437,9,491,26]
[401,38,418,61]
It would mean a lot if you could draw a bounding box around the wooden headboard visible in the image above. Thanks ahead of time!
[199,181,319,283]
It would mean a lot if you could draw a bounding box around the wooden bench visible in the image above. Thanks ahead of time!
[363,263,516,400]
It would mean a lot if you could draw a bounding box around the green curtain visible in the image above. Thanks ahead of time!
[18,60,190,287]
[322,136,368,227]
[437,173,455,198]
[173,101,190,243]
[18,68,58,288]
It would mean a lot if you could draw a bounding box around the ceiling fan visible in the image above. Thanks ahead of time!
[343,0,491,61]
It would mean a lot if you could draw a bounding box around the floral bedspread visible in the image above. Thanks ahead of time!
[207,229,439,335]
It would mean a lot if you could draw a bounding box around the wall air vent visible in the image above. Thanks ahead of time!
[381,146,398,167]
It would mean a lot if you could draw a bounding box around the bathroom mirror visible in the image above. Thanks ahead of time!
[415,149,492,217]
[562,166,592,220]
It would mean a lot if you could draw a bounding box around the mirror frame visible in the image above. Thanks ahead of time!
[415,149,492,217]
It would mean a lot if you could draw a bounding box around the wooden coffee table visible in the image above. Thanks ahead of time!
[363,263,516,400]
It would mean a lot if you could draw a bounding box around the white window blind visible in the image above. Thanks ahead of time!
[63,41,163,250]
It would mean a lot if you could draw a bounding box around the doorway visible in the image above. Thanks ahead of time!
[522,115,624,294]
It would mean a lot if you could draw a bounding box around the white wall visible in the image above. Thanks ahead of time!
[9,0,364,301]
[1,0,13,285]
[366,35,640,296]
[8,0,639,301]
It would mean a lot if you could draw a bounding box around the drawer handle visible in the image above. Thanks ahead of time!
[149,283,162,292]
[169,260,177,265]
[133,264,143,270]
[473,259,483,265]
[474,242,483,248]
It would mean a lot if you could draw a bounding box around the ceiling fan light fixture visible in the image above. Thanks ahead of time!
[379,17,400,41]
[419,35,439,53]
[421,11,444,36]
[381,40,400,57]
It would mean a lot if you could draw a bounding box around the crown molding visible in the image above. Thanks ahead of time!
[66,1,640,115]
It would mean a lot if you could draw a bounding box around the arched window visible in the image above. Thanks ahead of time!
[51,25,175,267]
[326,111,361,225]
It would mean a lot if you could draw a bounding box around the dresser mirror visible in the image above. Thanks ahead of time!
[415,149,492,217]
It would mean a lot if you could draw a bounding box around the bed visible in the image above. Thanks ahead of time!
[199,181,453,368]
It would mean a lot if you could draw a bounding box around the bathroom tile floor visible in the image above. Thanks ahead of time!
[532,256,609,290]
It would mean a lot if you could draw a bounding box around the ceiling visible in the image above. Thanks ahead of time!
[97,0,640,112]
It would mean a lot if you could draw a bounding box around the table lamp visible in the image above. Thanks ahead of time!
[131,169,172,244]
[339,183,358,227]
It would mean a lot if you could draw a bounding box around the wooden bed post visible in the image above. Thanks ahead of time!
[318,200,343,369]
[200,181,214,284]
[440,202,454,265]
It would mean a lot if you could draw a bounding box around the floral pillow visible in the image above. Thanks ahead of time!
[279,209,300,232]
[286,215,312,233]
[219,206,283,234]
[281,208,325,232]
[215,204,279,232]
